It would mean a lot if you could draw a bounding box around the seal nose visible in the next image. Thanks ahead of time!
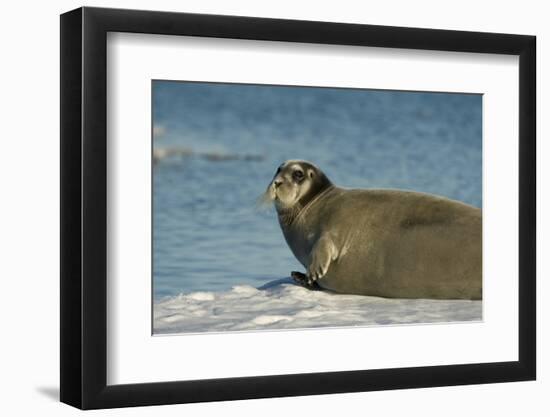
[273,179,283,188]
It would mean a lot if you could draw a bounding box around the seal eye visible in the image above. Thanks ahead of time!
[293,170,304,182]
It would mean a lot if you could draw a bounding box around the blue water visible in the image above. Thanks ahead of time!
[153,81,482,299]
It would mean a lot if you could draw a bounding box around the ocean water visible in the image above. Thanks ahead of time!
[153,81,482,301]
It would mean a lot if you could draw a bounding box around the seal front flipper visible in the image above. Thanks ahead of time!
[307,235,338,284]
[291,271,321,290]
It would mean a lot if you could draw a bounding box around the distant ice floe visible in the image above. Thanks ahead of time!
[152,125,166,138]
[153,278,482,334]
[153,146,264,164]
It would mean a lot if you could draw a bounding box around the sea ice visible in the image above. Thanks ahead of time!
[153,278,482,334]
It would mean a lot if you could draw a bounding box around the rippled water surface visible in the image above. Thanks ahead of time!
[153,81,482,299]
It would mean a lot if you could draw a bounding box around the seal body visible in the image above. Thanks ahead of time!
[266,160,482,300]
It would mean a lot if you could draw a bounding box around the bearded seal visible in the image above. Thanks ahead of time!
[262,160,482,300]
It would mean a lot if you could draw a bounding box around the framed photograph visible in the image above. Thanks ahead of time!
[60,6,536,409]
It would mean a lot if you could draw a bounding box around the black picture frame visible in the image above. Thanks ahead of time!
[60,6,536,410]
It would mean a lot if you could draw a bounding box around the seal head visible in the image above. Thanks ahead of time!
[264,160,333,226]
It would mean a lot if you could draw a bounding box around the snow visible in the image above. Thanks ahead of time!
[153,278,482,334]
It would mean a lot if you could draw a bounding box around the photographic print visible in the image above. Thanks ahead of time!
[60,8,536,408]
[152,81,482,335]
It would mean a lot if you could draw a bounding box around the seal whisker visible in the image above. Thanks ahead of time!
[255,187,276,212]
